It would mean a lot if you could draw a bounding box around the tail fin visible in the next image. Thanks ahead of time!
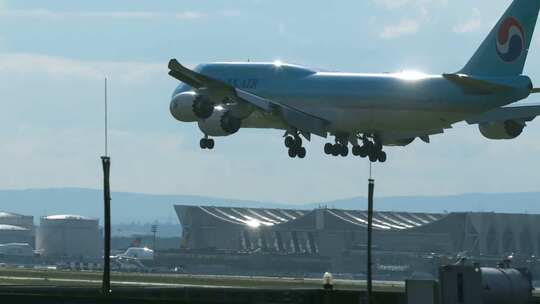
[459,0,540,76]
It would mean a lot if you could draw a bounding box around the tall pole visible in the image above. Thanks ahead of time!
[151,223,158,250]
[101,77,111,295]
[101,156,111,295]
[366,177,375,304]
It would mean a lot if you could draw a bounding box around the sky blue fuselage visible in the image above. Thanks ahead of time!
[172,62,531,134]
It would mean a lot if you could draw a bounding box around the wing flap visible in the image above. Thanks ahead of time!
[235,89,328,136]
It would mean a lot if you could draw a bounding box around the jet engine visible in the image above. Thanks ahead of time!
[170,91,214,122]
[479,120,525,140]
[198,107,242,136]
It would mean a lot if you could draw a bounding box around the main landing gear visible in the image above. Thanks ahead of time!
[200,136,214,149]
[324,135,387,163]
[284,135,306,158]
[324,142,348,157]
[353,137,386,163]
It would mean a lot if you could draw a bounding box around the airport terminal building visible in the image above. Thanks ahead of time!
[174,205,540,276]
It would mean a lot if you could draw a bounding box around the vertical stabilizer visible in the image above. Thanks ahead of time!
[459,0,540,76]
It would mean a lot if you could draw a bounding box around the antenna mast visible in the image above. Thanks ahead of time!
[104,77,108,156]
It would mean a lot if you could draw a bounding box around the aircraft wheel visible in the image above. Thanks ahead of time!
[331,145,340,156]
[288,148,297,158]
[378,151,387,163]
[368,151,378,162]
[285,136,294,148]
[340,145,349,157]
[352,145,361,156]
[297,147,306,158]
[324,143,333,155]
[206,139,215,149]
[359,146,368,158]
[294,136,302,148]
[200,138,207,149]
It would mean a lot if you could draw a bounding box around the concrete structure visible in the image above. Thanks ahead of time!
[174,205,540,275]
[175,206,450,254]
[175,206,540,256]
[36,214,100,260]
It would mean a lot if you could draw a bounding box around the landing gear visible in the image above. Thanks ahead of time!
[326,134,388,162]
[323,143,349,157]
[200,137,214,149]
[323,134,350,158]
[284,135,306,159]
[355,136,386,163]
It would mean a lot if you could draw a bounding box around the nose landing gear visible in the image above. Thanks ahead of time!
[200,136,214,149]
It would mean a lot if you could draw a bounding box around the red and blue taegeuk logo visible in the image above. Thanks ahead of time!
[496,17,525,62]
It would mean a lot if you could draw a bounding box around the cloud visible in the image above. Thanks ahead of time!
[176,11,206,20]
[380,19,420,39]
[453,8,481,33]
[374,0,448,39]
[373,0,412,10]
[0,53,166,84]
[0,9,206,21]
[373,0,448,10]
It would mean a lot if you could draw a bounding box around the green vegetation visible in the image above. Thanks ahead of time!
[0,268,404,292]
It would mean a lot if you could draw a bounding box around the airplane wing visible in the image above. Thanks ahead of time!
[168,59,329,137]
[466,104,540,124]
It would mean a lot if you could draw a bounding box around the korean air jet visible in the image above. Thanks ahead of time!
[168,0,540,162]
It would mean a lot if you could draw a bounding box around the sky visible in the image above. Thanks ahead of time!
[0,0,539,204]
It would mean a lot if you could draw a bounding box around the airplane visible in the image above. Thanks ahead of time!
[168,0,540,163]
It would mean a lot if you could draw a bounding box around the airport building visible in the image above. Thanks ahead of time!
[173,205,540,276]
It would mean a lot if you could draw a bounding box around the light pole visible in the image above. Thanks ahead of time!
[366,178,375,304]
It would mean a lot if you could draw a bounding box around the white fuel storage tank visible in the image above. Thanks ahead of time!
[0,211,33,229]
[0,224,32,245]
[36,214,100,259]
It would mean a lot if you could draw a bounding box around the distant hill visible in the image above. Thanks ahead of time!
[0,188,285,224]
[0,188,539,226]
[317,192,540,214]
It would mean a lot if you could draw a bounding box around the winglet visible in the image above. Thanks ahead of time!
[168,58,182,71]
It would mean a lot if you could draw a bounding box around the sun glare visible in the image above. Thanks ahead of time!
[393,70,429,81]
[246,219,261,228]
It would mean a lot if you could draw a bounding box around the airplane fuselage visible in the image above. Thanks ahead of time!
[173,62,531,134]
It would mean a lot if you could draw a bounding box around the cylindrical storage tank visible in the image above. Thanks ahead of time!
[481,267,532,304]
[0,211,34,229]
[37,215,100,259]
[0,224,33,245]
